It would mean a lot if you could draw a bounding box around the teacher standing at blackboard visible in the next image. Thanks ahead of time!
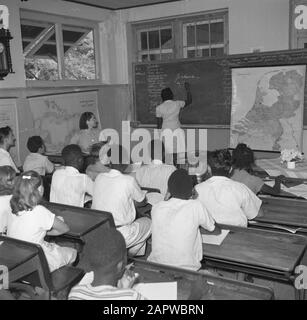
[156,82,192,155]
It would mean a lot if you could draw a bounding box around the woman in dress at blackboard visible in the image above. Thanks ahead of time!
[70,112,106,154]
[156,82,192,156]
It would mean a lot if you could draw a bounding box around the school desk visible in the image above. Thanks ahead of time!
[41,201,115,271]
[256,158,307,179]
[0,239,38,283]
[249,196,307,235]
[201,226,307,299]
[130,260,274,300]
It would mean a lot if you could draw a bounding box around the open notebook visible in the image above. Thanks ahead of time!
[202,229,230,245]
[133,282,177,300]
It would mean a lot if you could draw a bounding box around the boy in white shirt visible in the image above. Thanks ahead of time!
[23,136,54,176]
[195,149,263,227]
[148,169,215,271]
[135,140,176,204]
[50,144,93,207]
[92,145,151,257]
[0,126,19,173]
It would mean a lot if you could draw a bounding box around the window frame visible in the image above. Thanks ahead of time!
[20,9,101,87]
[130,9,229,62]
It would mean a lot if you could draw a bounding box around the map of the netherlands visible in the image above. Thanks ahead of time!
[230,65,305,151]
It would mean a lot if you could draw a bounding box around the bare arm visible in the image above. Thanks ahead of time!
[46,216,70,236]
[156,117,163,129]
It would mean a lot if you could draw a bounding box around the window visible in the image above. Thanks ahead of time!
[132,10,228,62]
[20,11,99,82]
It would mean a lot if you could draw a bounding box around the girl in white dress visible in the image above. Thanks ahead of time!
[7,171,77,272]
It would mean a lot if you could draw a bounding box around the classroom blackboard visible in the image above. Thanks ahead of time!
[134,59,229,126]
[133,49,307,127]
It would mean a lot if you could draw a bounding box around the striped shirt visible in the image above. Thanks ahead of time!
[68,284,145,300]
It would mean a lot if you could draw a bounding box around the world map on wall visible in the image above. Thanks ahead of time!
[28,91,99,154]
[230,65,306,151]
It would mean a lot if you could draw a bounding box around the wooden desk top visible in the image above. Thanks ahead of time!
[42,202,115,238]
[131,260,273,300]
[202,226,307,274]
[0,240,37,271]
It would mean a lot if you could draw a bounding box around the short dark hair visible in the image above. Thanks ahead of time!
[79,112,95,130]
[90,141,108,159]
[10,171,43,215]
[27,136,44,153]
[107,144,130,172]
[161,87,174,101]
[62,144,83,166]
[0,165,16,195]
[86,228,126,273]
[0,126,12,145]
[208,149,232,177]
[231,143,254,173]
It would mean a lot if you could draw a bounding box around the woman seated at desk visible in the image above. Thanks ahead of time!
[70,112,107,154]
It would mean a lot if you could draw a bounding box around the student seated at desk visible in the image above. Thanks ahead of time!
[7,171,77,272]
[85,141,110,181]
[23,136,54,176]
[135,140,176,204]
[0,126,19,173]
[230,143,282,195]
[50,144,93,207]
[92,145,151,257]
[68,228,145,300]
[148,169,215,271]
[0,166,16,234]
[195,149,263,227]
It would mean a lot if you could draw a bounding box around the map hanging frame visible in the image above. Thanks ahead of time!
[230,64,306,152]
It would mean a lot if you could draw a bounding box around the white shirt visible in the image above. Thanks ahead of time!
[148,198,215,271]
[0,148,19,172]
[0,195,12,233]
[156,100,185,130]
[195,176,262,227]
[92,169,145,235]
[7,205,54,245]
[135,160,176,197]
[23,153,54,176]
[50,166,94,207]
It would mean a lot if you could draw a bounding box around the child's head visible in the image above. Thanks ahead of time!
[62,144,84,171]
[161,87,174,101]
[168,169,193,200]
[89,141,109,164]
[0,126,15,150]
[232,143,254,173]
[207,149,232,177]
[10,171,43,215]
[0,165,16,195]
[108,144,130,173]
[87,228,127,284]
[27,136,45,154]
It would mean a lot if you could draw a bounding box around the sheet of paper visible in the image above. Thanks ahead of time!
[202,229,230,245]
[133,282,177,300]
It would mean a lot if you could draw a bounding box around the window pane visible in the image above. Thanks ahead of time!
[161,28,172,49]
[161,52,173,60]
[201,48,209,57]
[210,22,224,44]
[63,28,96,80]
[148,30,160,49]
[187,49,196,58]
[211,47,224,56]
[149,53,160,61]
[141,54,149,62]
[141,32,148,50]
[25,57,58,80]
[196,23,209,45]
[186,25,195,46]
